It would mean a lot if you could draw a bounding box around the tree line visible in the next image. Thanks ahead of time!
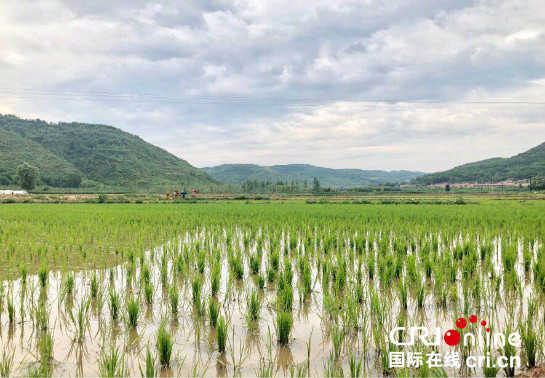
[241,177,322,194]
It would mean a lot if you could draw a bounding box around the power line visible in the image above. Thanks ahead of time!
[2,87,544,104]
[3,95,545,109]
[0,87,544,108]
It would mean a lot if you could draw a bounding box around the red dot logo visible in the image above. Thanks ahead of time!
[444,330,461,346]
[469,315,477,323]
[456,318,467,329]
[481,320,487,326]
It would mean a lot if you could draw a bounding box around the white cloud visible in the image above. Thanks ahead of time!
[0,0,544,172]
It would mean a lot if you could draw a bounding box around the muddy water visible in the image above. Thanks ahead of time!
[0,230,537,377]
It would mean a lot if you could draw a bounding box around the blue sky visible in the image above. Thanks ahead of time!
[1,0,544,172]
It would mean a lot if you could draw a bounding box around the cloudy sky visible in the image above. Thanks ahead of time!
[1,0,544,172]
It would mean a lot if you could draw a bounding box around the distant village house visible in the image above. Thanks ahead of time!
[0,189,29,195]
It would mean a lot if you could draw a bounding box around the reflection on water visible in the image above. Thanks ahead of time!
[0,229,539,376]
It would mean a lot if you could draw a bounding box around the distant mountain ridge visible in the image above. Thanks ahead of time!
[202,163,425,187]
[6,114,542,191]
[414,142,545,185]
[0,114,217,189]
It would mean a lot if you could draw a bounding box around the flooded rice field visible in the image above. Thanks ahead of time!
[0,222,542,377]
[1,202,545,377]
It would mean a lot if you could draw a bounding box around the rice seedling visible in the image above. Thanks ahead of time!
[331,324,344,359]
[267,266,275,283]
[109,289,121,320]
[197,249,206,273]
[7,297,15,325]
[96,288,105,317]
[257,274,265,290]
[37,332,54,375]
[139,345,157,378]
[141,264,151,285]
[20,267,27,286]
[68,297,91,342]
[217,316,228,353]
[416,279,426,309]
[208,298,220,327]
[523,246,533,272]
[90,273,99,298]
[289,363,308,378]
[144,282,154,305]
[65,273,75,296]
[38,265,49,288]
[169,286,179,314]
[305,328,313,371]
[25,331,55,377]
[349,351,363,378]
[210,266,220,296]
[229,328,250,377]
[398,280,408,310]
[192,276,202,305]
[520,298,539,367]
[323,352,343,377]
[156,321,173,367]
[502,324,518,377]
[276,312,293,345]
[502,244,517,273]
[250,254,261,275]
[256,329,275,377]
[270,251,279,271]
[246,290,261,323]
[34,303,49,331]
[0,348,15,378]
[231,254,244,280]
[482,344,500,378]
[301,264,312,297]
[277,286,293,313]
[195,294,206,317]
[97,345,126,377]
[256,359,274,378]
[126,296,139,328]
[160,261,168,286]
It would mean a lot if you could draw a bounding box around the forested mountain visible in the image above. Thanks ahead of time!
[414,142,545,184]
[0,114,217,190]
[10,113,542,192]
[202,163,424,188]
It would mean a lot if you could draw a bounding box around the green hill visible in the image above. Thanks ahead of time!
[414,142,545,185]
[202,163,424,188]
[0,114,217,190]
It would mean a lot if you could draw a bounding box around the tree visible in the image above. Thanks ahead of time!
[16,162,39,191]
[312,177,321,193]
[530,176,545,190]
[445,184,451,192]
[64,173,82,188]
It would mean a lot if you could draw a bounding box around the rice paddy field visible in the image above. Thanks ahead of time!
[0,201,544,377]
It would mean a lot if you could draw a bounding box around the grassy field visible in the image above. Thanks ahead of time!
[0,201,543,376]
[1,189,544,205]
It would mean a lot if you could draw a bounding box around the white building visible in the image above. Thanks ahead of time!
[0,189,29,195]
